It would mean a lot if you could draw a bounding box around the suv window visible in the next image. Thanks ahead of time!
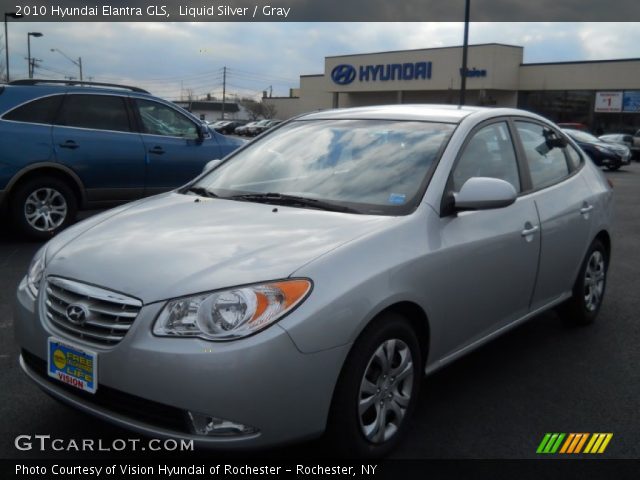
[57,94,132,132]
[516,121,569,189]
[452,122,520,192]
[135,99,198,138]
[3,95,64,124]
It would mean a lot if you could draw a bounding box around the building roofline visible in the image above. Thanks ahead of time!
[300,74,324,78]
[522,57,640,67]
[326,43,523,59]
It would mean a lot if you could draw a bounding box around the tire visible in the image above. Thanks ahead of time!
[606,164,620,171]
[10,176,78,240]
[326,312,422,458]
[559,239,608,325]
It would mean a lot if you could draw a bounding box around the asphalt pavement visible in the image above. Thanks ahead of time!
[1,163,639,460]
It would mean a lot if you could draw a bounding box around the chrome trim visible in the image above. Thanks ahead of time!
[44,277,142,346]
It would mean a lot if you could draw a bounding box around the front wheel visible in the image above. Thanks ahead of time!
[10,176,78,240]
[326,312,422,457]
[560,239,608,325]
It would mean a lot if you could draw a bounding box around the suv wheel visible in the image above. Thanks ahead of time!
[10,176,77,240]
[327,312,422,457]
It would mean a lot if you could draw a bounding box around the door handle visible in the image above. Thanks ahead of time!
[521,224,539,237]
[59,140,79,149]
[580,205,594,215]
[148,146,165,155]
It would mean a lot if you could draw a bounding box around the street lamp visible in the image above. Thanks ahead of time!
[459,0,470,106]
[50,48,82,81]
[27,31,43,79]
[3,12,22,82]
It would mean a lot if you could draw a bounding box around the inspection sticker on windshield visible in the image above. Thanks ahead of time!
[388,193,407,205]
[47,337,98,393]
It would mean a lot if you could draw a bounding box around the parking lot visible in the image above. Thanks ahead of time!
[1,162,639,460]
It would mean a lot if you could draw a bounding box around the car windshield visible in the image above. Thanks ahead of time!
[565,129,599,143]
[192,119,455,215]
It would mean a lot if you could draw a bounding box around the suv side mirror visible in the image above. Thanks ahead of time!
[197,123,210,140]
[203,159,221,173]
[454,177,517,211]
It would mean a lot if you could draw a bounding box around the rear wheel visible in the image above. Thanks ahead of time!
[560,239,608,325]
[327,312,422,457]
[10,176,78,240]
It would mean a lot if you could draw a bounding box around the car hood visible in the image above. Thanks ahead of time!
[45,193,393,304]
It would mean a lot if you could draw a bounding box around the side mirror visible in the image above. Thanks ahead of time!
[202,159,221,173]
[197,123,210,140]
[454,177,517,211]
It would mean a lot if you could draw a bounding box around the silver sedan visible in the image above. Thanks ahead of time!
[15,105,613,457]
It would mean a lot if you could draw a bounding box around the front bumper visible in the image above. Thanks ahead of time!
[14,276,350,448]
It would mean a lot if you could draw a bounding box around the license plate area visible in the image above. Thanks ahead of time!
[47,337,98,393]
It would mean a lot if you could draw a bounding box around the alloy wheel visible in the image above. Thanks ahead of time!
[584,250,605,312]
[24,188,68,232]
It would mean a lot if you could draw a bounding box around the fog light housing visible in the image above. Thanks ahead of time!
[187,411,259,437]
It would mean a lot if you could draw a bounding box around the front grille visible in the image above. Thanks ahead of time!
[22,350,190,433]
[44,277,142,346]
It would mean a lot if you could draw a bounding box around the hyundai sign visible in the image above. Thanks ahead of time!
[331,61,432,85]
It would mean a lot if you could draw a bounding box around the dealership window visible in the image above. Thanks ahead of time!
[516,121,569,189]
[57,95,132,132]
[452,122,520,192]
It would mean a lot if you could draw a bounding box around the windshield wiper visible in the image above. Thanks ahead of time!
[185,186,219,198]
[226,192,360,214]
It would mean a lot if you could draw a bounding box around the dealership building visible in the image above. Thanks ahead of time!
[264,43,640,133]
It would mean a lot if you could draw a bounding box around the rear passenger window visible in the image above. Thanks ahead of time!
[3,95,64,124]
[57,95,131,132]
[516,121,569,189]
[452,122,520,192]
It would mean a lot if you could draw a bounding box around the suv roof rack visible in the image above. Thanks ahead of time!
[8,79,150,94]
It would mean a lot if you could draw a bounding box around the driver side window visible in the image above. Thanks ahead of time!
[135,99,198,138]
[452,122,521,192]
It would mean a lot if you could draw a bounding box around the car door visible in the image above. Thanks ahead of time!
[52,93,146,203]
[132,98,223,195]
[430,121,541,355]
[513,120,593,311]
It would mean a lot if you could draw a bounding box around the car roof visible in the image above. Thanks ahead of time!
[298,104,531,124]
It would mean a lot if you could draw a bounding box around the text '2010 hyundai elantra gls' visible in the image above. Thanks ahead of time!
[15,105,613,457]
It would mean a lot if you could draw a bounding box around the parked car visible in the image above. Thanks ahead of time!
[213,120,247,135]
[563,128,631,170]
[247,119,276,136]
[0,80,244,239]
[234,121,259,136]
[16,105,612,457]
[251,119,282,136]
[557,122,589,131]
[599,133,640,160]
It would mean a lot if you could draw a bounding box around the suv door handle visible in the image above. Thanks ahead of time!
[59,140,79,150]
[148,146,165,155]
[521,224,539,237]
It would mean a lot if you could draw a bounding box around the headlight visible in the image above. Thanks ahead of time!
[26,246,47,297]
[153,279,312,341]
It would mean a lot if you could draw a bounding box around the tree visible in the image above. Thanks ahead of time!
[238,97,263,120]
[262,103,278,119]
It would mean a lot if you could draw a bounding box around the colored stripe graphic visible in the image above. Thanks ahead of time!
[538,433,613,454]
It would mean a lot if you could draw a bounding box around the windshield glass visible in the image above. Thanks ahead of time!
[193,119,455,214]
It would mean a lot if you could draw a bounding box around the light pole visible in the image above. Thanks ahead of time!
[50,47,82,81]
[3,12,22,82]
[459,0,470,106]
[27,31,43,79]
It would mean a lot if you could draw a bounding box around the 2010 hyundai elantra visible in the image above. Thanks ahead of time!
[15,105,613,457]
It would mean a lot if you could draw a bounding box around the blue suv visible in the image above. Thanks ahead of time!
[0,80,244,239]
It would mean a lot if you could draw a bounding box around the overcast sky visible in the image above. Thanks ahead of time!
[3,22,639,100]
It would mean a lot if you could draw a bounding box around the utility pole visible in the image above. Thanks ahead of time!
[459,0,470,106]
[221,66,226,120]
